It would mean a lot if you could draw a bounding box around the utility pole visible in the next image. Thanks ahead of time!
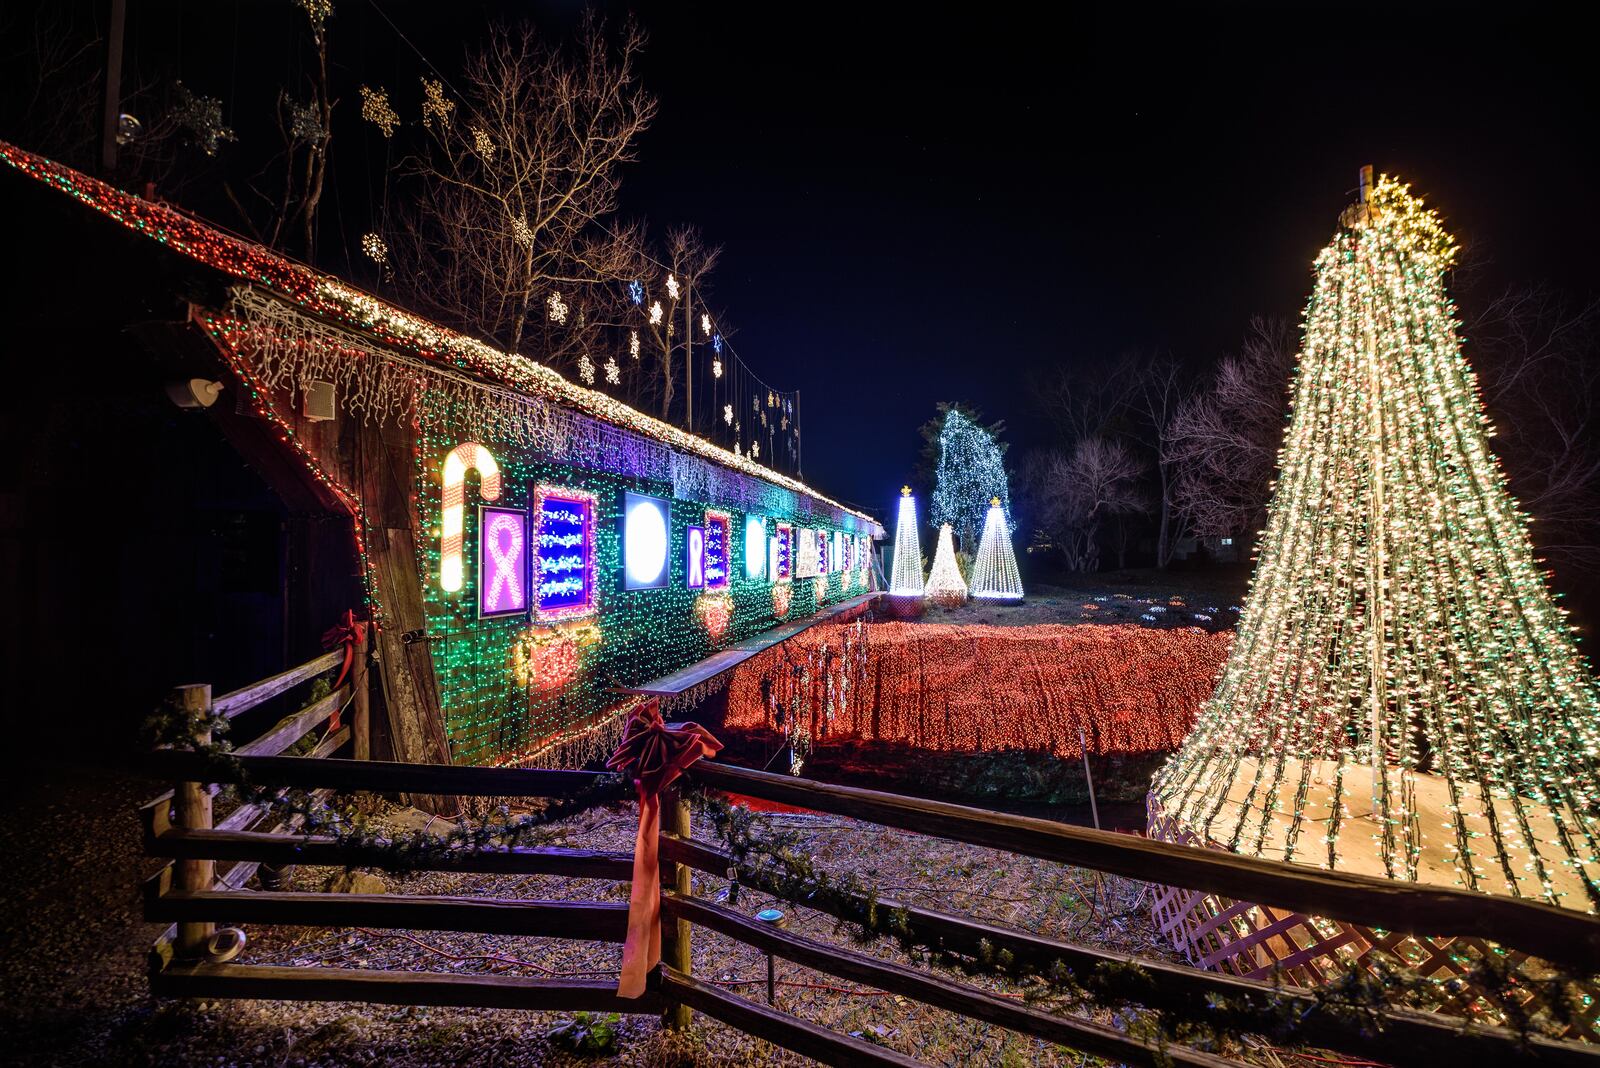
[101,0,128,174]
[684,282,694,432]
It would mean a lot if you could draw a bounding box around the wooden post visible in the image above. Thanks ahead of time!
[174,683,215,959]
[660,785,692,1030]
[352,622,371,761]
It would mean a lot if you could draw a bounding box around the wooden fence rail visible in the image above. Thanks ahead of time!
[684,761,1600,974]
[138,652,1600,1067]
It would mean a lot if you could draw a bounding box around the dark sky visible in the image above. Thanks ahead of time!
[94,3,1600,522]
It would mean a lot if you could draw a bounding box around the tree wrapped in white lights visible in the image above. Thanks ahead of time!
[926,523,968,607]
[1151,176,1600,932]
[969,498,1023,601]
[889,486,925,596]
[930,407,1011,548]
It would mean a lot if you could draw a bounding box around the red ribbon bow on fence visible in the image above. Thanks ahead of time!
[605,698,722,999]
[320,610,368,700]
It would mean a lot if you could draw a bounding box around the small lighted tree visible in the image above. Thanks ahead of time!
[889,486,925,596]
[969,498,1023,600]
[926,523,968,607]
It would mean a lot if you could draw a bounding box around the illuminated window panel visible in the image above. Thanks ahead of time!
[478,504,530,618]
[686,525,706,589]
[622,490,671,590]
[533,485,597,621]
[775,523,793,581]
[704,512,731,590]
[744,515,767,580]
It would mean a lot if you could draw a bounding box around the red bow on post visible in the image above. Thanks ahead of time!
[605,698,722,999]
[320,610,368,729]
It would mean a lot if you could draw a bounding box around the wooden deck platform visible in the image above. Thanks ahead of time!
[620,592,880,698]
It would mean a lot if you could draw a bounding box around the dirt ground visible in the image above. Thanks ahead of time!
[914,569,1248,633]
[0,763,1226,1068]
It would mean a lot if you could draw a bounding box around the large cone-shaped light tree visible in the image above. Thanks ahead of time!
[889,487,926,596]
[970,498,1023,601]
[1152,177,1600,912]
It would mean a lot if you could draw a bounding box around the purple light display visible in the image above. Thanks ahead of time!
[776,523,793,580]
[686,525,706,589]
[817,529,829,575]
[478,505,530,618]
[704,513,731,589]
[535,486,597,620]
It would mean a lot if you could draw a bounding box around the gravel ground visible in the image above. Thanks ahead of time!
[0,763,1221,1067]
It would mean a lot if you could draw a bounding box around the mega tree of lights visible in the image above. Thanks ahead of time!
[926,523,968,607]
[1151,177,1600,923]
[889,487,926,597]
[969,499,1023,601]
[931,409,1011,548]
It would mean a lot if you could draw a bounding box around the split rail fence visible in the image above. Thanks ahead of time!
[140,662,1600,1067]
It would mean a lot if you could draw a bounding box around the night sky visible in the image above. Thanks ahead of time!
[102,4,1600,522]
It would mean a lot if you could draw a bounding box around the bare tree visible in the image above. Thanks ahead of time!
[1125,353,1191,568]
[1020,437,1147,573]
[1468,286,1600,574]
[387,18,655,368]
[1168,317,1297,547]
[631,226,720,422]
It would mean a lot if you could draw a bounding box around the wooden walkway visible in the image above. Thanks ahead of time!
[620,592,880,697]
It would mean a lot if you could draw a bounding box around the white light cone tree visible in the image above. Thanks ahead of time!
[1151,176,1600,921]
[926,523,968,607]
[889,486,925,596]
[970,498,1023,601]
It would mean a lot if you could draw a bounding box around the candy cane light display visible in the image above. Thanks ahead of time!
[441,442,502,592]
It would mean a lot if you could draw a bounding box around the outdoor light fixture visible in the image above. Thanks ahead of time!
[164,377,224,409]
[745,515,767,579]
[622,490,670,589]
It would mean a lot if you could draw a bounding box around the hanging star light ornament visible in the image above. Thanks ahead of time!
[713,357,723,378]
[359,85,398,137]
[603,355,621,385]
[666,273,681,300]
[576,353,595,385]
[628,330,641,359]
[889,487,926,597]
[969,498,1023,601]
[360,232,388,266]
[1151,175,1600,932]
[648,301,663,326]
[926,523,968,607]
[701,313,712,336]
[723,404,733,426]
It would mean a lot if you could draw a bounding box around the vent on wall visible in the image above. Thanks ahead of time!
[303,380,336,421]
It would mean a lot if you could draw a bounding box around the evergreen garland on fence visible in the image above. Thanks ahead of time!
[688,788,1592,1049]
[141,691,629,873]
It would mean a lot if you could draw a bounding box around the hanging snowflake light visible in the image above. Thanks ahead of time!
[648,301,663,326]
[360,232,388,265]
[700,313,712,336]
[420,77,454,131]
[511,216,533,248]
[547,291,569,324]
[666,274,681,300]
[723,404,733,425]
[752,439,760,459]
[628,279,644,305]
[629,330,641,359]
[603,355,621,385]
[471,126,496,160]
[712,358,723,378]
[360,86,398,138]
[577,353,595,385]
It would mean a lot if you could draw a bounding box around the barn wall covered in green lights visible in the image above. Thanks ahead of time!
[0,141,881,770]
